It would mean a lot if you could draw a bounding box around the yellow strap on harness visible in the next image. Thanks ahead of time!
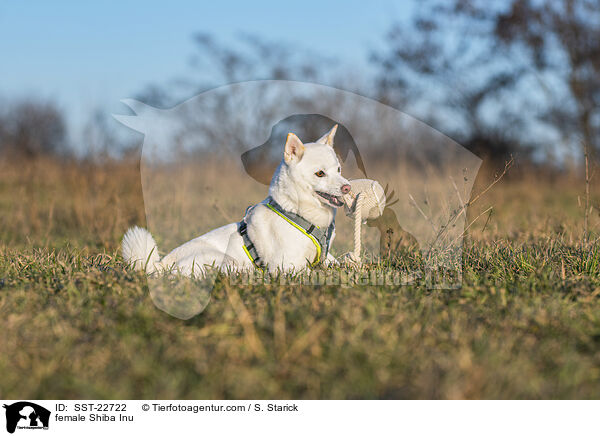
[265,203,322,267]
[241,244,257,266]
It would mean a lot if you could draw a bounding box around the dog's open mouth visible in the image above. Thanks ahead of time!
[316,191,345,207]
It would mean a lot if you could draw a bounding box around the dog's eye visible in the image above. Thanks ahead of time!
[315,170,326,177]
[338,167,341,173]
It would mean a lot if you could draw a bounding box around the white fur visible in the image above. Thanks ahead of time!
[122,226,160,272]
[122,126,349,276]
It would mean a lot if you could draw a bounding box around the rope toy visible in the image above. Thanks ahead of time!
[341,179,386,264]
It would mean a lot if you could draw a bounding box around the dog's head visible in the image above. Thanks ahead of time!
[282,125,350,208]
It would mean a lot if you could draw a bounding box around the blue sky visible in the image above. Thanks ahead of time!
[0,0,409,140]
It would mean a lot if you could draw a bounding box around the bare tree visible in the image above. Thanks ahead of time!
[0,99,68,158]
[493,0,600,201]
[372,0,599,165]
[137,33,330,109]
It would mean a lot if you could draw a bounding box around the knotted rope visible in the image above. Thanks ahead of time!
[342,179,386,265]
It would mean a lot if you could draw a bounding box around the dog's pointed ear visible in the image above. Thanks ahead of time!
[316,124,338,147]
[284,133,305,163]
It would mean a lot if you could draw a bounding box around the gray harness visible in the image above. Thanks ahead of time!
[238,196,335,269]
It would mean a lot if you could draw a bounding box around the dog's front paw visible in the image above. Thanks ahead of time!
[324,252,340,267]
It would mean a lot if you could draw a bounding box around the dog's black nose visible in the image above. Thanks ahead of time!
[341,184,351,194]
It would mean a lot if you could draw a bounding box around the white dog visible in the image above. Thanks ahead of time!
[122,125,350,276]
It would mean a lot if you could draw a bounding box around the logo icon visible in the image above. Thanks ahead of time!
[3,402,50,434]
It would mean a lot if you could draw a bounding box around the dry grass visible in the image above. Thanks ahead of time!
[0,157,145,249]
[1,157,600,399]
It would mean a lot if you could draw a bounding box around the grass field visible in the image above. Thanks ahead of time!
[1,157,600,399]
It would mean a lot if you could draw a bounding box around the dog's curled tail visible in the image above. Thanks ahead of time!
[122,226,161,273]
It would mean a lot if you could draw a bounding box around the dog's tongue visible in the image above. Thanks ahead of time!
[318,191,344,207]
[332,196,344,207]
